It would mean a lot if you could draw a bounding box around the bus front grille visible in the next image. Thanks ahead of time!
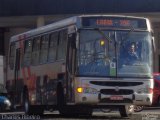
[90,81,143,87]
[100,89,133,95]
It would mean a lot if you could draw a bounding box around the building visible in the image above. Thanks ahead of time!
[0,0,160,74]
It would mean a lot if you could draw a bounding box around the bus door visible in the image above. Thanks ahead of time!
[14,48,21,105]
[66,32,76,102]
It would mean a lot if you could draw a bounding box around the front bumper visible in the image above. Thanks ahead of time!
[74,77,153,106]
[75,92,152,106]
[133,93,152,106]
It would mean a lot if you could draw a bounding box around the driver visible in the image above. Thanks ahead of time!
[127,43,139,61]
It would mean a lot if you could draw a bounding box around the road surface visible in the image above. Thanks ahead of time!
[0,107,160,120]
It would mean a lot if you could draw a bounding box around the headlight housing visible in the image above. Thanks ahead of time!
[137,85,153,94]
[77,87,98,94]
[83,87,98,94]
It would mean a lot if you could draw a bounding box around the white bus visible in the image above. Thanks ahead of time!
[6,15,154,117]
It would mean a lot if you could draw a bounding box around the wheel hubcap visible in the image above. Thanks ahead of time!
[128,105,134,112]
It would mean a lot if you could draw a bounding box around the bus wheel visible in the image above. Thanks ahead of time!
[134,105,144,112]
[119,105,134,117]
[57,84,92,116]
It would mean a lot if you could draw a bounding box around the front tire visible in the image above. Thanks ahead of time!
[134,105,144,112]
[119,105,134,117]
[57,84,92,116]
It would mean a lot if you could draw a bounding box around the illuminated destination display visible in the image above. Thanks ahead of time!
[96,19,130,26]
[82,17,147,29]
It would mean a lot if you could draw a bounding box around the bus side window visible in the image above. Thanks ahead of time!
[48,32,58,62]
[9,43,16,70]
[24,39,32,66]
[57,30,67,60]
[31,37,41,65]
[39,35,49,64]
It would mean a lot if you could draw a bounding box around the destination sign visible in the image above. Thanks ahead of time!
[82,17,147,29]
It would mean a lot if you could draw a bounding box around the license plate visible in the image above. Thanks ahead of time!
[110,96,123,100]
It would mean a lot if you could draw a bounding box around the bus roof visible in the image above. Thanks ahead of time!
[10,15,148,43]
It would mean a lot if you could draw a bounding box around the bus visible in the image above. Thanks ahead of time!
[6,15,154,117]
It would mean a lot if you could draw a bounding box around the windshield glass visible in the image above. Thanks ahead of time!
[117,31,153,77]
[77,29,153,78]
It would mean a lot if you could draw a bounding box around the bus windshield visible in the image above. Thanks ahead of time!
[77,29,153,78]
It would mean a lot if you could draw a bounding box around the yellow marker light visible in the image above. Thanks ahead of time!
[77,87,83,93]
[100,40,105,46]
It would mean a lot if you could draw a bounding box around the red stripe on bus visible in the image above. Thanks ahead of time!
[19,38,27,81]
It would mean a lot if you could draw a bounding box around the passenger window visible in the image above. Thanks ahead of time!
[39,35,49,64]
[57,30,67,60]
[48,32,58,62]
[24,40,32,66]
[32,37,41,65]
[9,43,16,69]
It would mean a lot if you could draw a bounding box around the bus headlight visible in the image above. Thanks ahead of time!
[137,87,153,94]
[77,87,83,93]
[83,87,98,94]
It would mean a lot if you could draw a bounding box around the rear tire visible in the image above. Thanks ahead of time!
[119,105,134,117]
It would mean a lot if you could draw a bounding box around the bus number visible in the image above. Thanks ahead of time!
[120,20,130,26]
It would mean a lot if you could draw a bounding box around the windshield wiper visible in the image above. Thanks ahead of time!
[93,28,113,63]
[94,28,112,42]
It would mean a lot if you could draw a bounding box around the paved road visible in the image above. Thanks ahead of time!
[0,107,160,120]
